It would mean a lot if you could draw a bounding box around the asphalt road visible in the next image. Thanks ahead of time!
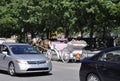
[0,61,81,81]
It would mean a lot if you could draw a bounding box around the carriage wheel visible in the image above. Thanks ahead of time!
[81,49,88,59]
[50,50,58,60]
[45,50,52,60]
[61,52,70,63]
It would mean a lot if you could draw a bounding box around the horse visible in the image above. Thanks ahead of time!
[38,39,51,53]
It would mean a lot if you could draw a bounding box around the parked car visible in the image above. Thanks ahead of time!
[0,43,52,76]
[79,46,120,81]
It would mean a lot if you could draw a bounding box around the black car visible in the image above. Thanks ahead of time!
[79,46,120,81]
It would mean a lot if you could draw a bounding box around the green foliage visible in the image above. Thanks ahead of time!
[0,0,120,39]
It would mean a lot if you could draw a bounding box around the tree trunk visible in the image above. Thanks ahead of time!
[80,28,84,38]
[65,27,69,38]
[46,27,50,39]
[90,26,94,38]
[89,26,94,48]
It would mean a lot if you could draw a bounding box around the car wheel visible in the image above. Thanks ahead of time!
[87,73,101,81]
[61,52,70,63]
[8,63,16,76]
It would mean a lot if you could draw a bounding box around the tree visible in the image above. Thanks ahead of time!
[0,0,120,46]
[0,0,19,37]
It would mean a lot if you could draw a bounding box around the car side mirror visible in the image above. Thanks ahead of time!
[2,51,8,55]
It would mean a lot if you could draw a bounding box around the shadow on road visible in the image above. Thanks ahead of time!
[0,70,8,75]
[52,60,81,64]
[0,70,52,77]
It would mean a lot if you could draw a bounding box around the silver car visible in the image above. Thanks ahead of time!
[0,43,52,76]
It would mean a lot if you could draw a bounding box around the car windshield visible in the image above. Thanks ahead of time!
[9,44,40,54]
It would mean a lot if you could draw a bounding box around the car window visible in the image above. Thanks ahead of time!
[0,45,10,55]
[98,50,120,63]
[10,45,40,54]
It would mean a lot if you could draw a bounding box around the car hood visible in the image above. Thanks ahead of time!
[13,54,48,61]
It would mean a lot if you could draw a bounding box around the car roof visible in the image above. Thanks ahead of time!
[0,43,30,46]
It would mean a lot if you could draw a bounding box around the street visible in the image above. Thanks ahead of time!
[0,61,81,81]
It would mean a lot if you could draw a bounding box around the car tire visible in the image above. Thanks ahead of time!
[8,62,16,76]
[87,73,101,81]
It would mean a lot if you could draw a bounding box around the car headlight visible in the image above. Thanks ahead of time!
[16,60,27,64]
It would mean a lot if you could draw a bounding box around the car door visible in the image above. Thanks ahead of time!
[97,49,120,81]
[0,45,11,70]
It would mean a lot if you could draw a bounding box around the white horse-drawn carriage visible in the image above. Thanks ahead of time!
[45,39,88,63]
